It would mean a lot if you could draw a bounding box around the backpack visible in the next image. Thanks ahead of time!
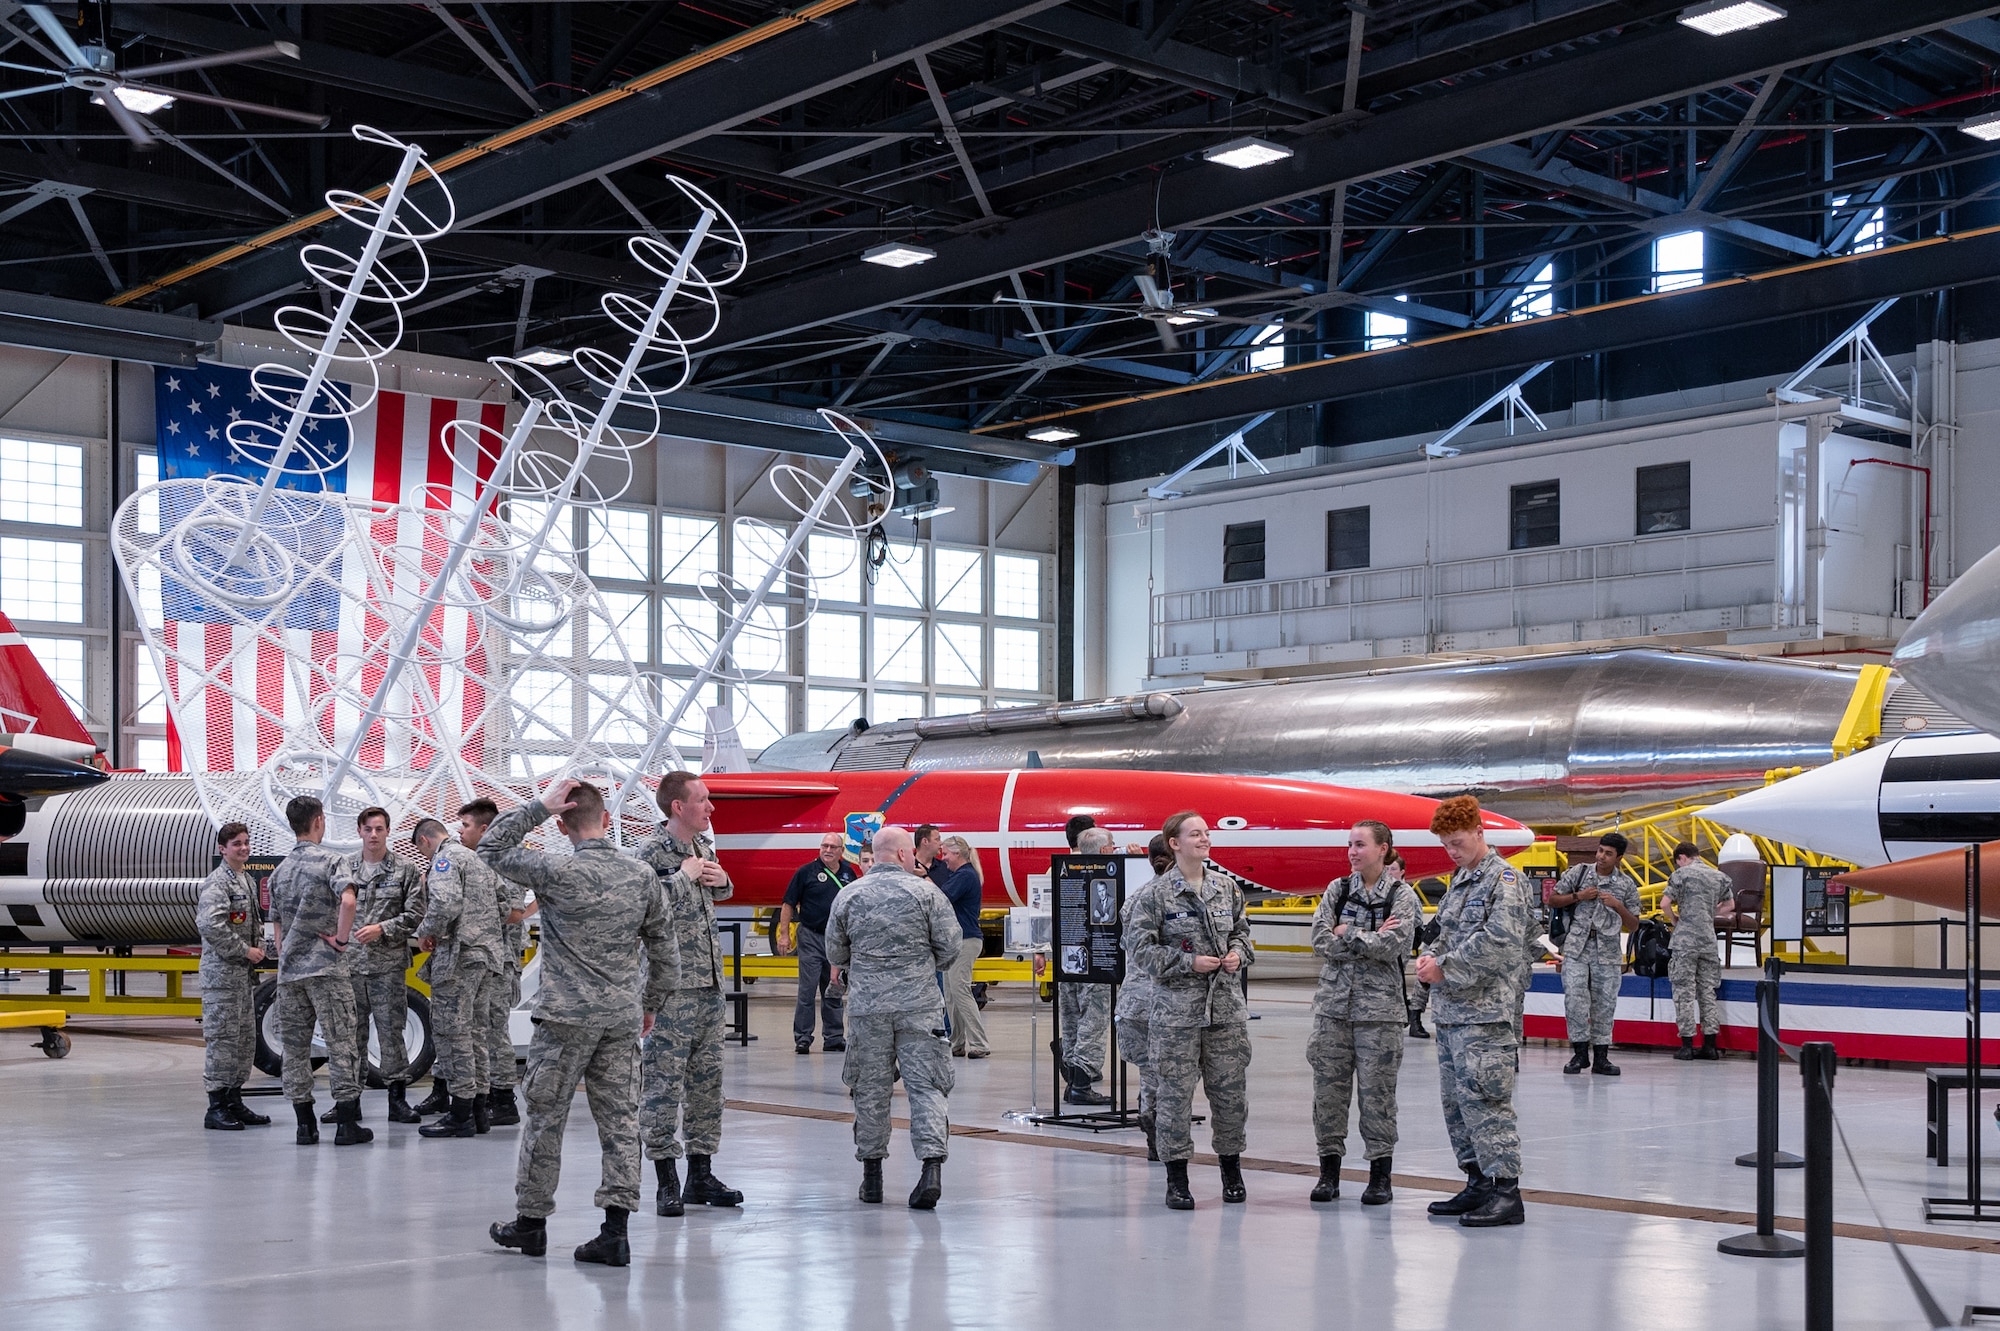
[1627,918,1673,979]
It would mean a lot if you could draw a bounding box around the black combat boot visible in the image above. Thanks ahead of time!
[419,1096,476,1138]
[1140,1111,1158,1162]
[1407,1009,1431,1039]
[1362,1157,1394,1206]
[1218,1154,1247,1204]
[488,1087,521,1125]
[1695,1032,1720,1061]
[472,1092,492,1135]
[684,1154,743,1207]
[294,1100,320,1145]
[225,1090,270,1126]
[858,1158,884,1204]
[332,1098,374,1146]
[1163,1160,1195,1211]
[574,1207,631,1267]
[490,1215,547,1257]
[320,1102,343,1123]
[204,1089,244,1131]
[1460,1176,1526,1227]
[1309,1154,1340,1203]
[1674,1036,1696,1062]
[655,1158,684,1216]
[1062,1064,1111,1107]
[414,1078,451,1116]
[1592,1045,1621,1077]
[386,1081,421,1123]
[1427,1166,1490,1216]
[1563,1042,1591,1075]
[909,1158,944,1210]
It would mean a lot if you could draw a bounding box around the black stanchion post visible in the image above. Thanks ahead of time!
[1924,844,1995,1222]
[1800,1040,1836,1331]
[1719,970,1805,1258]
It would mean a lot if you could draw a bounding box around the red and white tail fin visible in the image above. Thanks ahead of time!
[0,610,97,750]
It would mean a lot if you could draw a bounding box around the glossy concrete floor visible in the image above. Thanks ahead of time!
[4,975,1999,1330]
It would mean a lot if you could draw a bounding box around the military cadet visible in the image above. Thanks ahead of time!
[776,831,853,1055]
[438,799,527,1126]
[324,807,426,1125]
[1550,832,1641,1076]
[196,821,269,1131]
[1125,810,1255,1211]
[484,779,674,1268]
[268,795,368,1147]
[1058,822,1115,1106]
[1308,821,1421,1207]
[1117,834,1171,1161]
[826,824,961,1209]
[633,770,744,1218]
[416,816,520,1138]
[1414,795,1532,1227]
[1664,841,1731,1062]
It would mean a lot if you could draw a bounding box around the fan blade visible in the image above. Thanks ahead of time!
[1133,272,1171,311]
[97,91,157,148]
[122,42,302,80]
[0,81,65,100]
[0,59,62,74]
[20,4,89,68]
[118,80,329,126]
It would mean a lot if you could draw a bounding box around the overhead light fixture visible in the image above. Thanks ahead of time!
[1961,109,2000,142]
[1163,314,1202,327]
[93,86,176,115]
[1202,136,1294,170]
[861,242,936,268]
[516,346,573,367]
[1026,425,1079,443]
[1675,0,1785,36]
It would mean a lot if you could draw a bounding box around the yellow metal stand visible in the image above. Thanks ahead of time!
[0,952,203,1018]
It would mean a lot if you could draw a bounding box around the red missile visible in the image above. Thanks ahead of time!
[703,768,1534,908]
[1832,841,2000,918]
[0,611,96,750]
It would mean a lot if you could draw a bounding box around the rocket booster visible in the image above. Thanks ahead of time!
[1831,841,2000,918]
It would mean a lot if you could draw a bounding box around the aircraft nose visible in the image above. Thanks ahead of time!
[0,745,110,797]
[1895,542,2000,736]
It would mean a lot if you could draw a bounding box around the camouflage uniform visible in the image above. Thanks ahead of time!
[1124,864,1255,1165]
[1115,890,1159,1113]
[269,840,361,1105]
[1421,850,1531,1180]
[633,829,732,1162]
[1308,869,1422,1161]
[1555,863,1639,1045]
[420,841,519,1096]
[196,864,263,1092]
[488,916,525,1089]
[1665,859,1731,1037]
[337,853,426,1082]
[480,800,673,1218]
[826,865,961,1162]
[1059,984,1112,1084]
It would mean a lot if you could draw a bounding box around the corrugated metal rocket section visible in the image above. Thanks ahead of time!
[760,648,1901,826]
[0,610,95,749]
[1894,541,2000,741]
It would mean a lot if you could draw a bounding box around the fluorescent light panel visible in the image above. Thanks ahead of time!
[1676,0,1785,36]
[1026,425,1079,443]
[1202,136,1293,170]
[516,347,572,367]
[95,86,176,114]
[1962,110,2000,142]
[861,242,936,268]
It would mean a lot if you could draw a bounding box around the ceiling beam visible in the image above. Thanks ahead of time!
[1011,8,1332,116]
[1010,224,2000,444]
[701,0,1993,354]
[0,289,220,365]
[0,144,275,223]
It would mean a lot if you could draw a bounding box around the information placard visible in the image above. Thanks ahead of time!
[1051,853,1127,984]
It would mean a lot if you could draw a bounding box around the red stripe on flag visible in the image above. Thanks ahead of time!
[162,623,183,773]
[360,392,407,768]
[255,630,284,765]
[310,629,339,748]
[372,392,406,505]
[204,623,233,772]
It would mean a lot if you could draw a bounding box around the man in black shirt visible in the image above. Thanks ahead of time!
[777,832,854,1054]
[913,824,951,888]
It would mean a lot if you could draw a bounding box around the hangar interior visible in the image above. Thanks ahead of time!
[5,1,2000,1327]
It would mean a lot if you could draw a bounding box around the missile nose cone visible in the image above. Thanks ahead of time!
[1833,841,2000,918]
[0,744,111,798]
[1895,543,2000,737]
[1702,744,1896,867]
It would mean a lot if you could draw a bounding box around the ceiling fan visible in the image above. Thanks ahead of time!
[0,3,327,148]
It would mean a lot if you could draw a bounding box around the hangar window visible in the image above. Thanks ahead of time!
[1509,481,1560,550]
[728,605,787,674]
[1364,299,1408,350]
[808,611,862,678]
[993,627,1041,692]
[0,437,83,527]
[1653,230,1704,292]
[660,514,720,585]
[24,635,84,715]
[0,537,84,622]
[734,682,790,750]
[1508,263,1556,321]
[586,507,650,582]
[1223,521,1266,583]
[1326,507,1370,571]
[1637,462,1692,535]
[1246,324,1286,372]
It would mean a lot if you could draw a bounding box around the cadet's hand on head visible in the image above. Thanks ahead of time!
[543,777,579,813]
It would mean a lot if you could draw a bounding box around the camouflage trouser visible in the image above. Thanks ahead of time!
[349,969,410,1083]
[1436,1021,1522,1179]
[641,988,725,1160]
[200,961,256,1092]
[516,1019,641,1218]
[844,1007,954,1162]
[943,938,988,1055]
[792,926,844,1046]
[1059,982,1111,1081]
[1408,973,1430,1014]
[1149,1019,1251,1163]
[431,965,503,1095]
[1306,1017,1404,1160]
[1117,1013,1159,1113]
[487,966,521,1090]
[278,975,361,1105]
[1670,946,1722,1036]
[1562,948,1622,1045]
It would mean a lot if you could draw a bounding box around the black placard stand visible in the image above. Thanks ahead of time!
[1028,854,1141,1132]
[1924,845,1996,1223]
